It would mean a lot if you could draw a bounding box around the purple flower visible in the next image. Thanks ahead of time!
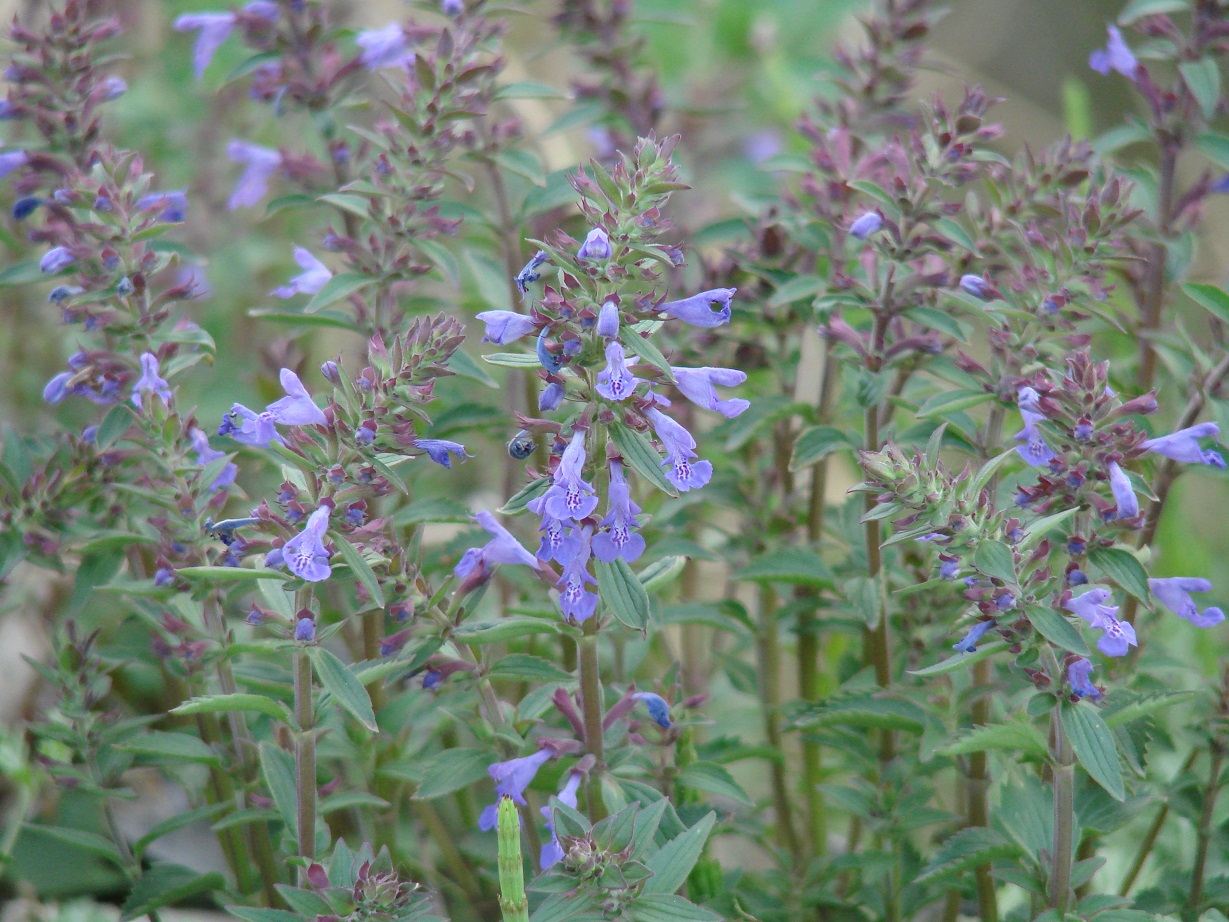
[294,616,316,642]
[320,360,341,384]
[43,371,72,405]
[536,328,562,373]
[415,438,471,468]
[13,196,40,220]
[530,508,571,563]
[1089,25,1139,79]
[137,190,189,223]
[592,461,645,563]
[227,140,281,209]
[577,227,611,260]
[1142,422,1225,468]
[849,211,883,240]
[542,430,599,521]
[540,772,583,869]
[476,309,536,344]
[132,352,173,408]
[266,368,327,426]
[1015,420,1054,467]
[952,620,995,653]
[265,547,285,570]
[0,150,27,178]
[40,246,75,273]
[356,23,414,70]
[219,403,281,447]
[454,510,540,579]
[595,342,642,402]
[99,76,127,101]
[1064,587,1138,657]
[1148,577,1225,628]
[283,506,332,582]
[556,527,599,622]
[478,748,553,830]
[539,382,564,412]
[189,427,237,490]
[658,288,736,327]
[174,11,237,79]
[959,275,993,300]
[634,692,672,729]
[271,247,332,298]
[1067,658,1101,700]
[442,0,464,14]
[646,406,712,492]
[596,300,619,339]
[671,366,750,419]
[1107,461,1138,519]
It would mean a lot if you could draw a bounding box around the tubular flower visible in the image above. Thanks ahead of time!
[556,527,599,623]
[1148,577,1225,628]
[592,461,645,563]
[1064,587,1138,657]
[540,772,583,869]
[645,406,712,492]
[1142,422,1225,468]
[478,749,553,830]
[132,352,172,408]
[1107,461,1138,519]
[266,369,327,426]
[1089,25,1139,78]
[414,438,471,468]
[952,620,995,653]
[596,342,642,402]
[657,288,735,327]
[542,430,599,521]
[476,309,536,344]
[454,511,540,579]
[227,140,281,209]
[670,365,749,419]
[633,692,672,729]
[283,506,333,582]
[1067,658,1102,699]
[271,247,332,298]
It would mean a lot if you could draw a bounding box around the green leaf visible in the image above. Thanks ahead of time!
[732,549,833,587]
[488,654,574,684]
[914,827,1019,884]
[134,803,228,860]
[642,812,716,894]
[172,693,288,723]
[494,149,546,186]
[1197,131,1229,169]
[333,534,385,608]
[94,404,134,450]
[938,721,1048,760]
[1103,689,1196,728]
[495,81,569,100]
[121,864,225,920]
[1019,508,1077,550]
[1028,607,1090,656]
[1184,282,1229,326]
[228,910,303,922]
[482,351,540,368]
[934,217,980,256]
[609,422,677,496]
[413,748,493,800]
[1119,0,1190,23]
[791,694,927,733]
[790,426,854,470]
[247,308,358,330]
[595,557,652,633]
[499,477,550,515]
[1087,546,1150,602]
[23,825,125,867]
[973,540,1016,584]
[638,556,687,593]
[317,192,371,220]
[117,731,220,766]
[304,272,371,313]
[453,618,562,645]
[446,347,498,388]
[915,388,993,419]
[310,648,378,732]
[767,275,824,307]
[1180,58,1221,121]
[0,259,45,287]
[675,762,752,806]
[630,894,723,922]
[174,565,290,582]
[259,743,299,834]
[621,325,672,378]
[1061,701,1125,801]
[908,641,1008,676]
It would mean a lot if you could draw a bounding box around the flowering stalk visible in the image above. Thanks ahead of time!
[1049,698,1076,914]
[578,621,606,820]
[293,647,316,864]
[496,797,530,922]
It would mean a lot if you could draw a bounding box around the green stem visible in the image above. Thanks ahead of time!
[756,584,799,854]
[1120,749,1199,895]
[863,403,894,764]
[1050,704,1075,913]
[578,620,607,822]
[497,798,531,922]
[294,651,317,864]
[85,749,162,922]
[1188,741,1225,919]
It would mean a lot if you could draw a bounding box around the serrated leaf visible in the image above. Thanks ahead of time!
[121,864,225,920]
[259,743,299,835]
[732,548,833,587]
[938,721,1048,760]
[333,534,385,608]
[23,825,125,867]
[630,894,722,922]
[1087,546,1150,602]
[310,647,378,732]
[1028,607,1090,656]
[488,654,573,683]
[914,827,1019,884]
[675,762,752,806]
[134,803,228,859]
[595,557,651,632]
[413,748,493,800]
[790,425,854,470]
[173,693,288,723]
[609,422,677,496]
[304,272,371,313]
[1103,690,1196,728]
[95,404,134,450]
[908,641,1008,676]
[973,539,1016,583]
[792,694,926,733]
[643,812,716,894]
[499,477,550,514]
[915,388,993,419]
[453,618,561,645]
[117,730,220,766]
[1062,702,1125,801]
